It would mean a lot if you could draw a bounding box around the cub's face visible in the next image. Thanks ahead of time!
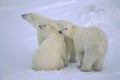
[21,13,41,30]
[39,24,60,38]
[59,24,75,39]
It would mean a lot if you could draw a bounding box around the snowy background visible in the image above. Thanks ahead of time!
[0,0,120,80]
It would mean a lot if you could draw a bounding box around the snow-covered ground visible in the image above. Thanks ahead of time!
[0,0,120,80]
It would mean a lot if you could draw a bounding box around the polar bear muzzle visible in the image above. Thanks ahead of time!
[59,28,67,34]
[21,14,27,19]
[59,30,62,34]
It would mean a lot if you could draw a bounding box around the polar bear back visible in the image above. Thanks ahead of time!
[84,27,108,53]
[74,26,108,52]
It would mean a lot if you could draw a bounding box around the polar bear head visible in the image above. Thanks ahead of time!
[59,24,75,39]
[39,23,60,38]
[22,13,40,29]
[21,13,51,30]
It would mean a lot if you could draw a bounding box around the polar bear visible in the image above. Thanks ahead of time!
[32,23,68,71]
[21,13,77,62]
[59,24,108,72]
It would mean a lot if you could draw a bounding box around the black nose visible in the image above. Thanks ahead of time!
[39,25,42,28]
[59,31,62,34]
[21,14,26,19]
[21,14,24,17]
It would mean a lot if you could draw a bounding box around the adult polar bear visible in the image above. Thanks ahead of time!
[21,13,77,62]
[59,24,108,72]
[32,23,68,70]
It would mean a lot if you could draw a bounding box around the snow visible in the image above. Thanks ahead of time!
[0,0,120,80]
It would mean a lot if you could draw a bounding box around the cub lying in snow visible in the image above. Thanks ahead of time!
[32,23,68,71]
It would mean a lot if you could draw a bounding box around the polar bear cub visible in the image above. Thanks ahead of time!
[32,23,68,71]
[59,24,108,72]
[21,13,77,62]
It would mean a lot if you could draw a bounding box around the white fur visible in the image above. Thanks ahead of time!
[60,24,108,72]
[32,24,68,71]
[22,13,77,62]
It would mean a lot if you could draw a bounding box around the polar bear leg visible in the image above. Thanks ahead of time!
[93,60,103,71]
[63,58,68,67]
[80,53,96,72]
[61,51,68,67]
[63,56,68,67]
[80,46,98,72]
[75,46,84,68]
[93,56,104,71]
[65,37,76,63]
[77,51,84,68]
[69,47,77,62]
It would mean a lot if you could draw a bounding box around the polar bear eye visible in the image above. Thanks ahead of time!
[39,24,46,30]
[65,28,68,30]
[31,16,36,20]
